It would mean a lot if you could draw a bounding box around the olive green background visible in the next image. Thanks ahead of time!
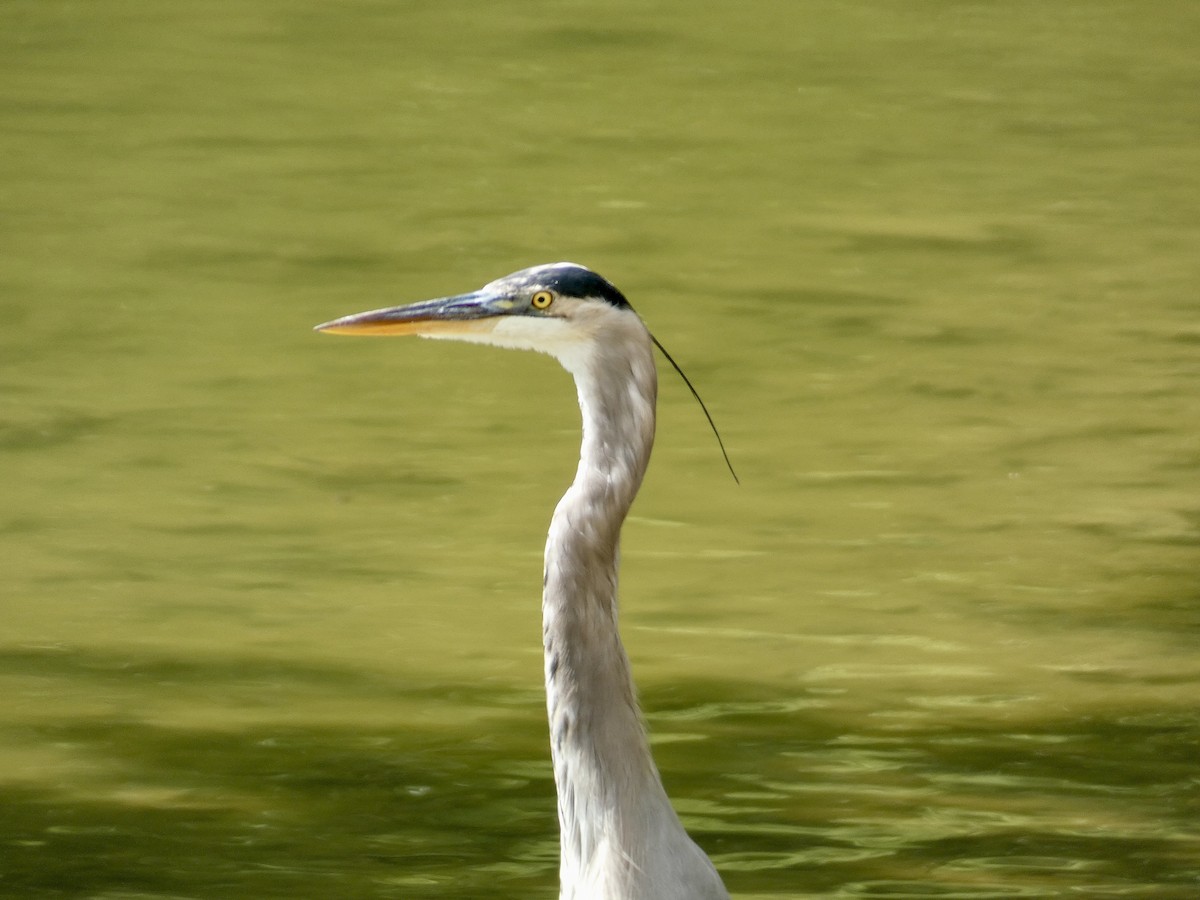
[2,1,1197,897]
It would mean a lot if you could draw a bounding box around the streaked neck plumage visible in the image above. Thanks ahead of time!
[541,309,728,900]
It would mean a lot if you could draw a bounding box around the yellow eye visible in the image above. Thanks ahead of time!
[531,290,554,310]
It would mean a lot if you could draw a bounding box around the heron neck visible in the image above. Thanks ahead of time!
[543,337,681,887]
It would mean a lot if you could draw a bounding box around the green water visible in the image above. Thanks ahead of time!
[2,1,1198,897]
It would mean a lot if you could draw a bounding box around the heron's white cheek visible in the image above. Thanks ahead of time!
[489,316,591,365]
[490,316,567,345]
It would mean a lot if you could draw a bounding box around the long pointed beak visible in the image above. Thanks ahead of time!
[314,290,515,337]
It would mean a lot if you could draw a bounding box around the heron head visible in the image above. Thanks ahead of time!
[314,262,641,369]
[318,261,738,480]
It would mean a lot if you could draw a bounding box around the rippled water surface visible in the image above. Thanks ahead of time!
[2,2,1198,897]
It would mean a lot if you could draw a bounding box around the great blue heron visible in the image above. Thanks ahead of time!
[316,262,731,900]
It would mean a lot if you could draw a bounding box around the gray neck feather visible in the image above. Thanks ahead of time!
[543,330,664,891]
[541,327,728,899]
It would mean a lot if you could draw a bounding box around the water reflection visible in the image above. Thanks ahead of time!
[2,632,1198,897]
